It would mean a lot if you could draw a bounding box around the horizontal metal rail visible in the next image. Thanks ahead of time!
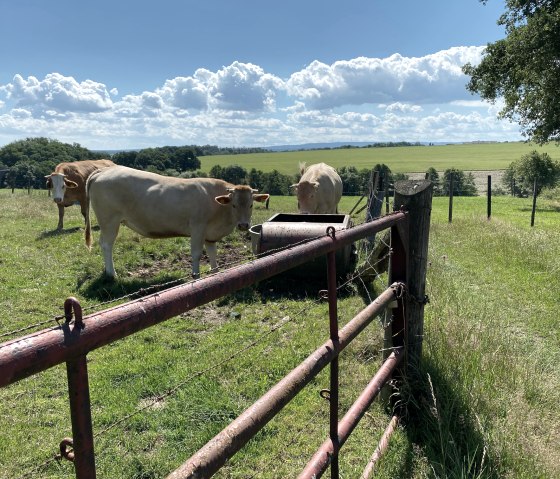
[361,415,399,479]
[166,283,403,479]
[298,350,403,479]
[0,211,406,389]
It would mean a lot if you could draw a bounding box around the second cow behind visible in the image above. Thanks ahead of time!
[85,166,269,278]
[45,159,116,230]
[291,162,343,214]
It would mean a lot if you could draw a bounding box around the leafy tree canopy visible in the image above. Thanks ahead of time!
[463,1,560,143]
[442,168,478,196]
[0,137,104,168]
[503,149,560,195]
[0,137,105,190]
[112,146,200,172]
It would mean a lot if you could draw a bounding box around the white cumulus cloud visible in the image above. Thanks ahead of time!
[0,46,523,149]
[286,46,485,109]
[156,62,285,113]
[3,73,114,116]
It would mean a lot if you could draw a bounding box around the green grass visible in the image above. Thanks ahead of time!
[0,188,559,478]
[198,142,560,175]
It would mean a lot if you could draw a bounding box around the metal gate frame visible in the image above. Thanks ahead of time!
[0,180,433,479]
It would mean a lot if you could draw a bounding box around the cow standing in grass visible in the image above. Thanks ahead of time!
[291,162,343,214]
[45,159,116,230]
[85,165,269,278]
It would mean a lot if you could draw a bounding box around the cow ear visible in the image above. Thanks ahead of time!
[215,194,232,205]
[64,179,79,189]
[289,184,298,189]
[253,193,269,203]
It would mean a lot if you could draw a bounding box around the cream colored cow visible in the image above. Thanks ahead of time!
[85,166,269,278]
[291,162,343,214]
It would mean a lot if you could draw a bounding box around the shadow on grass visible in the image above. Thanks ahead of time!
[396,357,500,478]
[37,225,100,240]
[37,226,82,239]
[519,204,560,213]
[79,272,185,302]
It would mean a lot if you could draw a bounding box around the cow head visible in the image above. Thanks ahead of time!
[291,181,319,214]
[45,173,78,203]
[215,186,269,231]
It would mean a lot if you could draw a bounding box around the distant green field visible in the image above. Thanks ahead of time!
[199,142,560,175]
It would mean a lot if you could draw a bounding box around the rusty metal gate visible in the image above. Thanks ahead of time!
[0,180,433,478]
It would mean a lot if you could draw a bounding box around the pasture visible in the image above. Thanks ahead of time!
[197,141,560,175]
[0,187,558,478]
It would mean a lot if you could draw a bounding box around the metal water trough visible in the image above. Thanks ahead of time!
[249,213,356,278]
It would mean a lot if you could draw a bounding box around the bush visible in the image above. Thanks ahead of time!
[442,168,477,196]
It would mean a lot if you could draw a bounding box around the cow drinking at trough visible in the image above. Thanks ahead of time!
[85,166,269,278]
[45,159,116,230]
[291,162,343,214]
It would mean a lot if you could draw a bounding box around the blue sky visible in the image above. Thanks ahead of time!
[0,0,521,150]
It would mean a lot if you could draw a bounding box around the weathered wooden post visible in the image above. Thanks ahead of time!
[487,175,492,220]
[448,173,454,223]
[531,178,538,227]
[365,170,385,245]
[384,180,433,376]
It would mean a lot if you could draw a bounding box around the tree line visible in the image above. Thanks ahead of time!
[2,137,557,197]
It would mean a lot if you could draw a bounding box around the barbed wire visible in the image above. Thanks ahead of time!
[5,234,393,478]
[3,195,397,476]
[0,195,394,344]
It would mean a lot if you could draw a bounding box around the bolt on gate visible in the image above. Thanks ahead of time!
[0,180,433,479]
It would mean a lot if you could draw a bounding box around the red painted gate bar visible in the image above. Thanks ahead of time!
[0,179,433,478]
[0,211,406,388]
[297,350,403,479]
[165,284,403,479]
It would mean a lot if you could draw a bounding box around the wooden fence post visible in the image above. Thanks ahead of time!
[448,173,454,223]
[365,170,385,245]
[385,180,433,375]
[531,178,538,227]
[487,175,492,220]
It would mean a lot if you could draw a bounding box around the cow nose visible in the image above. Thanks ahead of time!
[54,197,63,204]
[238,223,249,231]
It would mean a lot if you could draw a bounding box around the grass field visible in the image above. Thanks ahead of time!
[0,187,558,479]
[198,142,560,175]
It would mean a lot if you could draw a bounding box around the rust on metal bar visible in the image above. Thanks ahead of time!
[165,283,404,479]
[360,415,399,479]
[297,349,403,479]
[64,297,84,328]
[59,438,75,462]
[326,250,340,478]
[66,354,96,479]
[0,211,406,389]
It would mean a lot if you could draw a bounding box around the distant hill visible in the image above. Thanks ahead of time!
[265,141,437,151]
[266,142,374,151]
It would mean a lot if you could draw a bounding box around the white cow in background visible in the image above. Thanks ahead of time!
[85,166,269,278]
[291,162,343,214]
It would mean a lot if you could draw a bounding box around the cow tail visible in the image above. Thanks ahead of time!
[299,161,307,176]
[84,172,96,250]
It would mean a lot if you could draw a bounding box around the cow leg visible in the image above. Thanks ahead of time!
[205,241,218,272]
[57,204,64,230]
[98,220,120,278]
[190,231,206,279]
